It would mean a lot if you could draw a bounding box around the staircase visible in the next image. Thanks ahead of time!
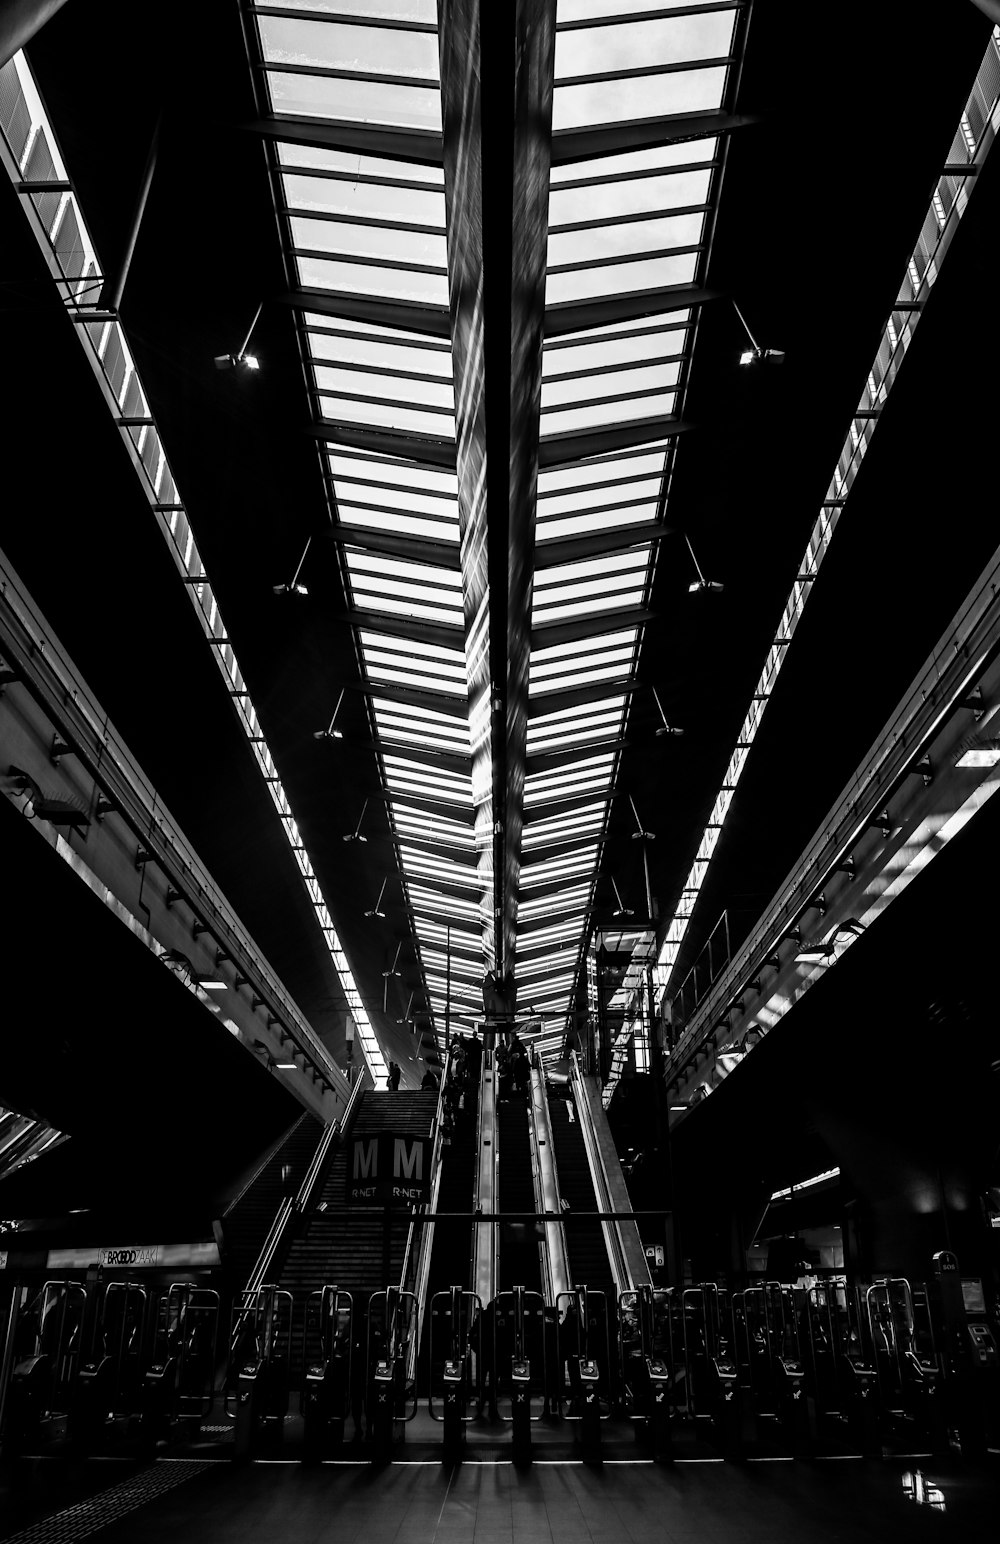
[547,1092,615,1294]
[221,1112,323,1294]
[280,1091,437,1378]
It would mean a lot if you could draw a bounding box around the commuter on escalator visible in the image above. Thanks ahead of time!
[387,1060,401,1090]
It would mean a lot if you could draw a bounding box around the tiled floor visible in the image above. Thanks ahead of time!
[3,1453,996,1544]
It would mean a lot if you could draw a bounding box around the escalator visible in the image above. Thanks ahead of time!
[547,1091,615,1295]
[496,1099,542,1294]
[424,1075,480,1300]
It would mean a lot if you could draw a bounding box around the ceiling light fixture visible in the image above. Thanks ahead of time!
[366,876,390,920]
[314,686,346,742]
[610,878,633,919]
[272,536,312,598]
[343,797,369,842]
[733,298,784,366]
[651,685,684,738]
[685,534,724,596]
[213,300,264,372]
[629,794,655,842]
[956,737,1000,769]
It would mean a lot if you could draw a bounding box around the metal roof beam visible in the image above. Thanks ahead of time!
[335,522,461,571]
[530,608,650,649]
[246,114,443,166]
[505,0,559,979]
[309,421,456,470]
[439,0,497,975]
[539,417,693,468]
[550,110,759,166]
[286,288,451,338]
[533,521,666,570]
[544,284,719,338]
[528,677,635,717]
[337,608,463,651]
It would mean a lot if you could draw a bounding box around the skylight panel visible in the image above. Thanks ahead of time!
[328,449,457,498]
[518,886,591,921]
[555,9,737,73]
[546,250,698,305]
[553,67,728,132]
[337,505,458,544]
[550,140,717,185]
[521,806,605,849]
[384,757,472,803]
[541,392,678,436]
[544,326,688,376]
[291,214,447,269]
[549,210,705,269]
[538,445,668,492]
[348,550,463,598]
[373,701,471,753]
[415,918,482,952]
[297,253,449,306]
[262,1,438,24]
[536,549,650,588]
[277,150,443,193]
[309,331,452,383]
[267,70,442,132]
[550,169,711,229]
[282,170,445,227]
[317,361,453,411]
[400,849,480,888]
[258,15,440,79]
[527,699,625,755]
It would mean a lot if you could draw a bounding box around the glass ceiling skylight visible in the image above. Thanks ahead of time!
[250,0,498,1054]
[517,0,740,1056]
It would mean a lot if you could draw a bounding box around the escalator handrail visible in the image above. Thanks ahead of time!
[569,1052,648,1296]
[472,1047,497,1305]
[528,1063,572,1301]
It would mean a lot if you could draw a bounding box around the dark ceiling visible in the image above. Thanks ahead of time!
[1,0,997,1121]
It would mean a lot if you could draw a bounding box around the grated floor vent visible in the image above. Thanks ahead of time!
[0,1460,214,1544]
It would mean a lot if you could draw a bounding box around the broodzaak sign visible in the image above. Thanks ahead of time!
[347,1131,432,1206]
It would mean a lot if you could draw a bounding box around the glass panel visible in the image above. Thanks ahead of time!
[279,141,444,183]
[543,361,681,405]
[549,138,717,183]
[283,170,445,226]
[267,70,442,131]
[542,393,677,434]
[549,210,705,267]
[545,329,687,376]
[310,330,453,382]
[546,250,698,303]
[552,66,728,131]
[555,12,737,77]
[260,1,438,21]
[319,392,453,436]
[329,450,457,496]
[290,213,446,267]
[550,167,711,226]
[315,363,454,411]
[259,17,439,79]
[297,253,449,304]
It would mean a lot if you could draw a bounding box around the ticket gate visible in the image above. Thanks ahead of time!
[803,1283,880,1456]
[428,1287,481,1461]
[867,1278,946,1451]
[554,1287,611,1459]
[734,1284,808,1453]
[229,1284,292,1461]
[619,1286,672,1459]
[672,1284,742,1454]
[367,1286,418,1462]
[301,1287,353,1461]
[928,1251,999,1459]
[4,1280,87,1450]
[493,1286,546,1463]
[141,1284,219,1445]
[69,1280,148,1449]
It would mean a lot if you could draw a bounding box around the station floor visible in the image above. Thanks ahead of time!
[1,1416,997,1544]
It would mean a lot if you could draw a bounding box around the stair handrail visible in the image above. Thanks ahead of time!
[569,1053,650,1296]
[398,1052,452,1385]
[528,1061,572,1301]
[243,1068,371,1300]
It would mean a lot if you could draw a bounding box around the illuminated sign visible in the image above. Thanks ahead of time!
[347,1132,432,1206]
[46,1241,221,1270]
